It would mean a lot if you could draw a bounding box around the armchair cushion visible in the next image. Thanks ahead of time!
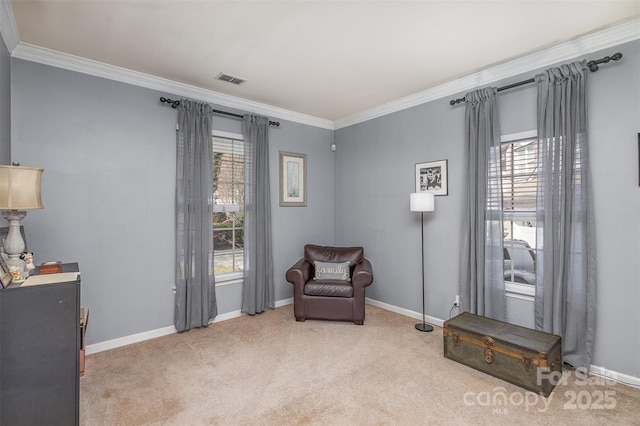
[313,261,351,281]
[304,280,354,297]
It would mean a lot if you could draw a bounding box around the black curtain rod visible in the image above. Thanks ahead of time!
[448,52,623,106]
[159,97,280,127]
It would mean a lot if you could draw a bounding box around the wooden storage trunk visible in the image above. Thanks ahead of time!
[443,312,562,397]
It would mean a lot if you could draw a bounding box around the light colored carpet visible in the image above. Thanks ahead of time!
[80,304,640,425]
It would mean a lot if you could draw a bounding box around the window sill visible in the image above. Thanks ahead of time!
[215,272,243,287]
[505,281,535,301]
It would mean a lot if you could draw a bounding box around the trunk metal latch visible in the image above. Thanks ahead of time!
[484,348,494,364]
[453,333,460,346]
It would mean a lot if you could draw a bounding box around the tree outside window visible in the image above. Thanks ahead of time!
[213,136,244,276]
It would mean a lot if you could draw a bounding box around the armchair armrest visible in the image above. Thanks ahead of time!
[285,258,312,286]
[286,258,313,321]
[352,259,373,289]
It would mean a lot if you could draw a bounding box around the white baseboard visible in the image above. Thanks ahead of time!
[365,297,445,327]
[85,297,294,355]
[210,297,293,324]
[85,325,176,355]
[85,296,639,389]
[275,297,294,307]
[590,365,640,389]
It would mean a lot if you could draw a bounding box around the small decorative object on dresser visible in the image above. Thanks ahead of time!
[39,261,62,274]
[21,252,35,275]
[443,312,562,397]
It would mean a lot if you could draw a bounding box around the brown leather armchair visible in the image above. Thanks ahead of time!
[285,244,374,325]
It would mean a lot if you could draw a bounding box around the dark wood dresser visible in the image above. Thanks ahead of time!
[0,263,80,425]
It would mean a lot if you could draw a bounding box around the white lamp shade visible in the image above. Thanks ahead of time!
[0,165,44,210]
[410,192,435,212]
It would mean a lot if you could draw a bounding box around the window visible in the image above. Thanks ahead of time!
[500,131,538,296]
[212,132,244,281]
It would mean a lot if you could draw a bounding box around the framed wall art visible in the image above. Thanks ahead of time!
[279,151,307,207]
[415,159,448,196]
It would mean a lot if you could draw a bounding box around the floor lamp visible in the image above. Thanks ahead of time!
[410,192,435,332]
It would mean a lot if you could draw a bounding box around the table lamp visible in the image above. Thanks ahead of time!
[0,165,44,277]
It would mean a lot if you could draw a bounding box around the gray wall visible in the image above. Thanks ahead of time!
[8,38,639,379]
[335,40,640,379]
[0,29,9,163]
[11,59,334,345]
[334,92,464,315]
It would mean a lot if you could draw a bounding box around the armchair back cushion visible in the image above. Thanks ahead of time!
[304,244,364,266]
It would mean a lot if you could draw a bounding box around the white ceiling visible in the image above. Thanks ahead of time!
[7,1,640,122]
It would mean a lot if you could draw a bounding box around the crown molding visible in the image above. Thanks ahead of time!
[11,42,334,130]
[6,15,640,131]
[0,0,19,52]
[334,18,640,130]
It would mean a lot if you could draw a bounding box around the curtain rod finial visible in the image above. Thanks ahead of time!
[160,97,180,108]
[587,52,623,72]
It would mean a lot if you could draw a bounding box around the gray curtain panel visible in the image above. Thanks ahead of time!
[459,87,506,321]
[241,114,274,315]
[535,61,596,369]
[174,99,217,331]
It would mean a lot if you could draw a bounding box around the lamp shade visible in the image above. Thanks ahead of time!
[410,192,435,212]
[0,165,44,210]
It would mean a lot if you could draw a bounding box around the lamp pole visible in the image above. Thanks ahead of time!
[410,191,434,333]
[415,210,433,332]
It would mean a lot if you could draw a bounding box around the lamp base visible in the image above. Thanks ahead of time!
[2,210,28,281]
[415,323,434,332]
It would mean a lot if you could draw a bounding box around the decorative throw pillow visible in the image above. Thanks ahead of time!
[314,261,351,281]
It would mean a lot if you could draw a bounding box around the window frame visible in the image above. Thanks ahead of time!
[212,130,245,286]
[500,130,538,301]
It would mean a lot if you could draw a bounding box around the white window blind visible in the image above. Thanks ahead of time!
[212,135,244,277]
[500,134,539,288]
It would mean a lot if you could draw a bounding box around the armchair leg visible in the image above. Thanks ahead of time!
[296,317,306,322]
[354,320,364,325]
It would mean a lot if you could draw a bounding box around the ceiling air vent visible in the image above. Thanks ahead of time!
[216,73,246,85]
